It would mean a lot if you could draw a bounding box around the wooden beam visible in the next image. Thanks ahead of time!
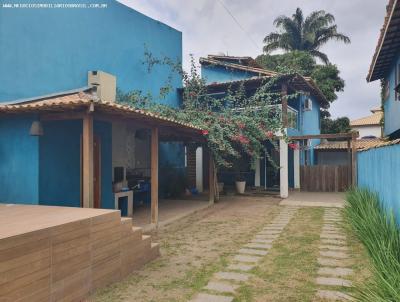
[289,132,358,140]
[41,111,86,121]
[351,132,357,186]
[151,127,159,225]
[209,153,215,204]
[82,114,94,208]
[281,83,288,128]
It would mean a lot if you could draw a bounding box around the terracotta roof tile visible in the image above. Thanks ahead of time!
[200,57,328,107]
[350,111,383,126]
[0,91,202,131]
[315,138,384,150]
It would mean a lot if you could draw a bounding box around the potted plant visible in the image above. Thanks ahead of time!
[235,172,246,194]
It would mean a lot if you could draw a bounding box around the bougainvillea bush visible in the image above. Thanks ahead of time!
[117,52,299,168]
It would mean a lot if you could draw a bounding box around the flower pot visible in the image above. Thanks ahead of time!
[235,181,246,194]
[217,182,224,193]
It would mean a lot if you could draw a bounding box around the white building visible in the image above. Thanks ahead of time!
[350,107,383,138]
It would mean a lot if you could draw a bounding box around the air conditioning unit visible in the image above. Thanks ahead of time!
[304,98,312,111]
[88,71,116,103]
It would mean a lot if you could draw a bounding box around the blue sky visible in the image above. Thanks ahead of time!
[119,0,387,120]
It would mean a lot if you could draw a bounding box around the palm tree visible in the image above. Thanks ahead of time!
[263,8,350,64]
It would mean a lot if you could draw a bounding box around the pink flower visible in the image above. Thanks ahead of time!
[237,122,245,129]
[288,143,299,150]
[265,131,273,138]
[201,130,209,135]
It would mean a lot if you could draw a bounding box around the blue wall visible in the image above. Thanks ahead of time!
[0,0,182,106]
[201,65,257,84]
[39,120,82,207]
[383,55,400,136]
[358,144,400,221]
[0,115,39,204]
[38,119,113,208]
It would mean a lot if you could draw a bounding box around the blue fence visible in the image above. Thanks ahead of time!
[357,144,400,221]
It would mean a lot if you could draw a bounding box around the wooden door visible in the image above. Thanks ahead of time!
[93,136,101,208]
[300,165,350,192]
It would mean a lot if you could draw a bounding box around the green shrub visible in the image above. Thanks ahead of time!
[345,188,400,301]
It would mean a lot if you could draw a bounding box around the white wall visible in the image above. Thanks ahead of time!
[351,125,381,138]
[111,121,151,181]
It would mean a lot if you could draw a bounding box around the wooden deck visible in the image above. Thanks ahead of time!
[0,204,159,301]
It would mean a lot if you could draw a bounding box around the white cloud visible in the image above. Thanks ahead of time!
[118,0,387,120]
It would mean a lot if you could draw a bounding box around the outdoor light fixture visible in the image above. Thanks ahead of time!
[29,120,44,136]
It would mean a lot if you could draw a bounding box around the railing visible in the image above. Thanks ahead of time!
[230,104,298,130]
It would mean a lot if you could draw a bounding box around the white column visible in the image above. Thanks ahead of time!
[196,147,203,192]
[294,148,300,189]
[254,157,260,187]
[279,139,289,198]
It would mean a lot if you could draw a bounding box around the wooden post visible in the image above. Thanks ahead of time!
[82,114,94,208]
[209,153,215,204]
[351,132,357,186]
[151,127,159,225]
[281,83,288,128]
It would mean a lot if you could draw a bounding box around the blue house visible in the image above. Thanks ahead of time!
[360,0,400,219]
[0,0,207,223]
[199,55,328,197]
[367,0,400,139]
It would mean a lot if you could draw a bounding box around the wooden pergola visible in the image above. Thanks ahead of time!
[0,92,215,226]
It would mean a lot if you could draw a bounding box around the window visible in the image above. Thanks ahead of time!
[395,64,400,101]
[287,107,298,129]
[383,79,390,101]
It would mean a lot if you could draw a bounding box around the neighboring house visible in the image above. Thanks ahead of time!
[315,138,383,165]
[350,107,383,138]
[0,2,202,212]
[199,55,328,197]
[367,0,400,139]
[361,0,400,219]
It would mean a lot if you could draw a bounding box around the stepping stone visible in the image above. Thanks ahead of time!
[263,226,284,230]
[318,258,350,267]
[321,239,347,246]
[238,248,268,256]
[320,250,348,259]
[259,230,281,235]
[316,277,352,287]
[316,290,353,301]
[205,281,238,294]
[244,243,272,249]
[321,234,346,240]
[251,239,274,244]
[190,293,234,302]
[233,254,262,263]
[320,245,349,252]
[227,263,255,272]
[215,271,250,282]
[322,227,341,233]
[255,234,279,240]
[318,267,353,277]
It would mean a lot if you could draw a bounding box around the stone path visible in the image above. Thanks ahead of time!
[315,208,354,301]
[189,206,300,302]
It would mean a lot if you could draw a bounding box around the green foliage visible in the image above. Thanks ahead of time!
[344,188,400,301]
[311,64,345,103]
[321,116,350,134]
[118,52,293,168]
[263,7,350,64]
[256,51,345,104]
[256,51,316,75]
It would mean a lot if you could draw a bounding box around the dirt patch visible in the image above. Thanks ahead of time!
[90,196,280,302]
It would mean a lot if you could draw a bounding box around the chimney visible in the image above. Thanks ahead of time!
[88,71,116,103]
